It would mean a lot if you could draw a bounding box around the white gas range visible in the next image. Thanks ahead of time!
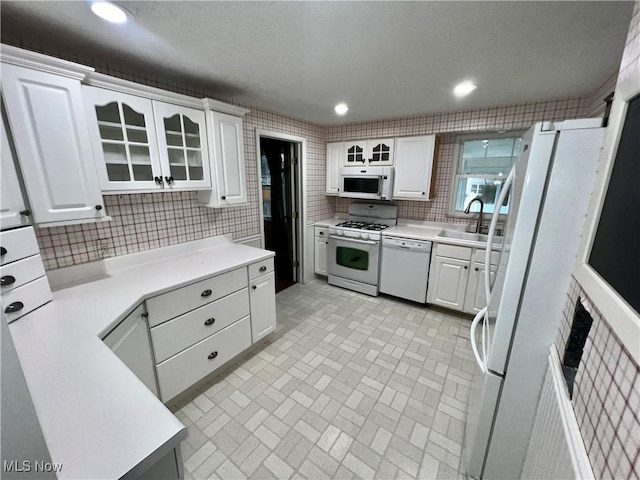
[327,203,397,296]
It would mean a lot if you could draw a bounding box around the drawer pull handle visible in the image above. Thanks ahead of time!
[201,289,212,297]
[204,318,215,326]
[1,275,16,286]
[0,247,6,256]
[5,301,24,313]
[208,351,218,360]
[259,266,267,272]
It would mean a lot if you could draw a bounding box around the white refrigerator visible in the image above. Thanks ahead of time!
[464,119,605,479]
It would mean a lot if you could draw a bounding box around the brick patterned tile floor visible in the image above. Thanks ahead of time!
[170,280,474,479]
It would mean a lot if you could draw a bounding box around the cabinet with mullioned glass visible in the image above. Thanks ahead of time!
[343,139,394,166]
[83,87,210,192]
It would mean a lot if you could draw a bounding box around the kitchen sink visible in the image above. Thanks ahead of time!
[436,229,503,245]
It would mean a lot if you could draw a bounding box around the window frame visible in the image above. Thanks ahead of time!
[573,69,640,365]
[447,131,525,219]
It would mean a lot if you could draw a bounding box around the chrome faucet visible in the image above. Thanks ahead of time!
[464,197,485,233]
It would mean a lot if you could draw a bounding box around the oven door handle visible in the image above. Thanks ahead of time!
[329,235,378,245]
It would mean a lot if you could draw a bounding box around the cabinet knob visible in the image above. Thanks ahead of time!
[201,289,212,297]
[5,301,24,314]
[221,196,226,200]
[1,275,16,286]
[165,176,174,185]
[207,351,218,360]
[0,247,6,256]
[19,209,31,217]
[319,231,324,235]
[252,285,257,290]
[422,192,426,195]
[154,176,164,185]
[95,205,103,211]
[204,318,215,326]
[259,266,267,272]
[464,266,468,269]
[475,267,479,271]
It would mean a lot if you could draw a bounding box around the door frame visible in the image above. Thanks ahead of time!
[255,129,308,284]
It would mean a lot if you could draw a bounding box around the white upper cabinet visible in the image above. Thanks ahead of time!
[344,138,394,166]
[153,103,211,191]
[326,142,342,195]
[83,87,163,192]
[1,60,107,227]
[393,135,438,201]
[0,111,30,230]
[198,102,249,208]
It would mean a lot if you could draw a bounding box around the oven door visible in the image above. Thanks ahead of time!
[328,235,380,285]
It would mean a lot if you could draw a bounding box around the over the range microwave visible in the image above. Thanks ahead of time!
[339,166,394,201]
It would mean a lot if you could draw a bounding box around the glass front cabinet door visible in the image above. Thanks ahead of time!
[153,103,211,190]
[83,87,163,191]
[84,87,211,192]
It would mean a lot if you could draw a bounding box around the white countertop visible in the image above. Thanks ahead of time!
[313,217,343,227]
[8,235,274,480]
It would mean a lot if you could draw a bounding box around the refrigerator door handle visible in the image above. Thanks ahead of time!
[470,306,488,373]
[484,166,516,304]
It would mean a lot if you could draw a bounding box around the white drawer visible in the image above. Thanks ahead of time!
[473,249,500,266]
[146,267,247,327]
[151,288,249,363]
[0,254,46,293]
[2,276,52,323]
[156,316,252,401]
[248,257,274,281]
[0,227,40,266]
[435,243,472,261]
[315,226,328,238]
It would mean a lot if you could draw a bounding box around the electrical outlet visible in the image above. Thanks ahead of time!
[97,239,111,258]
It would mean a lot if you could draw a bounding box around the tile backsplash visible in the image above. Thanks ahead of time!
[555,279,640,480]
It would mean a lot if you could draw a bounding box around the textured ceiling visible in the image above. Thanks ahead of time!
[1,1,634,124]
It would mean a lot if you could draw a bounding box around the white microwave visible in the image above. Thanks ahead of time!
[339,166,394,200]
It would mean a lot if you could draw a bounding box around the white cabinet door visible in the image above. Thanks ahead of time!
[249,271,276,343]
[83,86,163,192]
[427,256,469,311]
[212,112,246,206]
[367,138,395,166]
[315,237,328,275]
[326,142,342,195]
[464,261,497,314]
[103,304,158,396]
[393,135,437,200]
[344,140,367,166]
[0,113,29,229]
[153,102,211,190]
[1,64,107,226]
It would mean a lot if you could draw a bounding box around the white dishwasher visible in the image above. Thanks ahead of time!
[379,236,432,303]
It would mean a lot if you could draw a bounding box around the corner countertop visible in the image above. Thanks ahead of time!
[8,235,274,480]
[313,217,344,227]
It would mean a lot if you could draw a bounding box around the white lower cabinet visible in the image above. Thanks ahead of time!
[103,304,158,396]
[144,257,275,402]
[156,316,252,401]
[428,255,470,310]
[314,226,328,276]
[427,243,498,314]
[249,271,276,343]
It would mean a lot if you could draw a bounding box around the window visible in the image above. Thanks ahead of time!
[450,134,524,216]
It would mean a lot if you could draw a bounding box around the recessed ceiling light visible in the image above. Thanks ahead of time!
[91,2,129,23]
[453,81,477,98]
[334,103,349,116]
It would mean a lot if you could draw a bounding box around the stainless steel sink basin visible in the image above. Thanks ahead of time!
[436,229,503,245]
